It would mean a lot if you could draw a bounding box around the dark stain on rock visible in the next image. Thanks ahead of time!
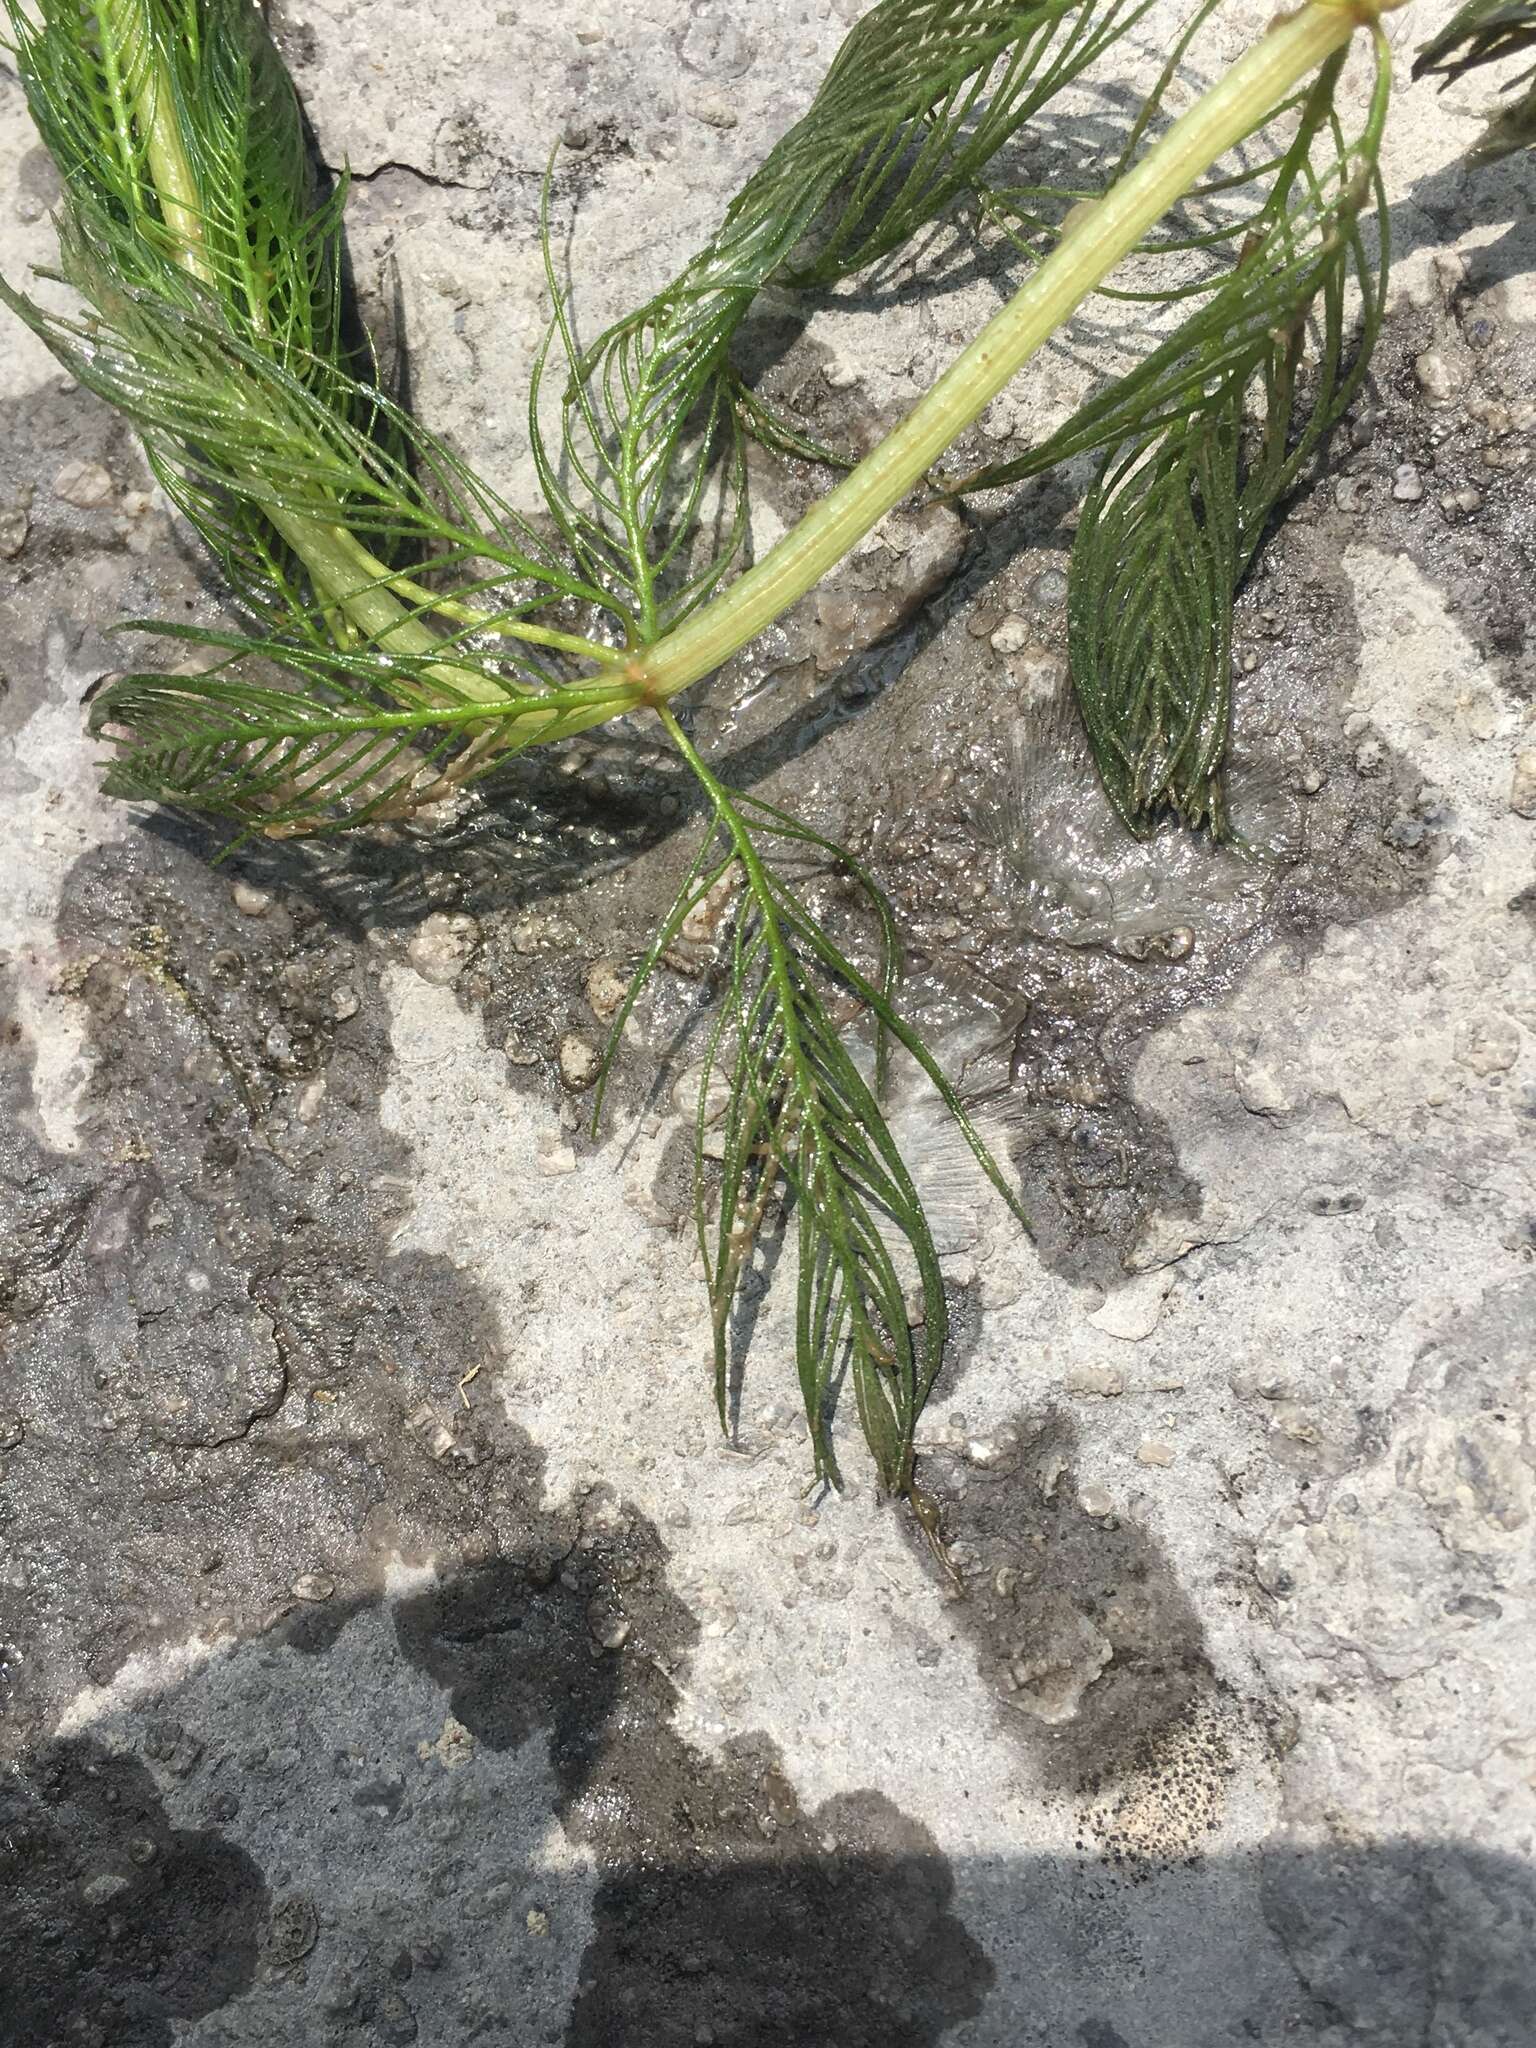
[908,1414,1232,1846]
[1078,2023,1131,2048]
[0,378,565,1744]
[0,1734,268,2046]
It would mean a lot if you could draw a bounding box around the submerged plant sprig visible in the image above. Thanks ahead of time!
[4,0,1416,1511]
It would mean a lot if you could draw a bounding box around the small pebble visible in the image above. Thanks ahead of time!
[688,93,738,129]
[231,881,271,917]
[1153,926,1195,962]
[1413,349,1459,405]
[53,459,114,508]
[292,1572,335,1602]
[559,1033,600,1090]
[407,911,479,986]
[1136,1440,1176,1467]
[584,957,629,1023]
[0,507,29,559]
[989,615,1031,655]
[296,1077,327,1124]
[81,1873,130,1906]
[1391,463,1423,503]
[526,1908,550,1937]
[0,1413,23,1451]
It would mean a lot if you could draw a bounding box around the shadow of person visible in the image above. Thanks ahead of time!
[3,1542,1534,2048]
[0,1734,268,2047]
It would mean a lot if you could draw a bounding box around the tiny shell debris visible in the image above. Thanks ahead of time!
[231,881,271,917]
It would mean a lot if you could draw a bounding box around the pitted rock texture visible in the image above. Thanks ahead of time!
[3,1,1535,2044]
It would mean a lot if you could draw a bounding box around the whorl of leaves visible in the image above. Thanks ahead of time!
[951,47,1391,833]
[594,717,1025,1499]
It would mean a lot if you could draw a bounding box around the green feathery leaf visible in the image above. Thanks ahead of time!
[87,630,641,834]
[627,712,1026,1497]
[4,0,639,824]
[536,0,1166,644]
[950,44,1391,832]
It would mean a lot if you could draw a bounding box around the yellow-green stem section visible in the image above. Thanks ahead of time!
[624,0,1379,708]
[267,510,590,730]
[124,17,213,290]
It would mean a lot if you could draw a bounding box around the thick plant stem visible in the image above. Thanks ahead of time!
[621,0,1388,709]
[269,509,635,731]
[121,12,214,291]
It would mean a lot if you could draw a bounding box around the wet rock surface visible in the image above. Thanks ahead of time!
[3,3,1535,2044]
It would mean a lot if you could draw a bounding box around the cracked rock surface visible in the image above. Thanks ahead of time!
[2,4,1534,2045]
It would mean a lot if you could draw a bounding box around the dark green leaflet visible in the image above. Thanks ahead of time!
[87,629,639,835]
[604,716,1027,1497]
[952,48,1390,833]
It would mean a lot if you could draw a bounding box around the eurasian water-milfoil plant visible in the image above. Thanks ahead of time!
[3,0,1518,1526]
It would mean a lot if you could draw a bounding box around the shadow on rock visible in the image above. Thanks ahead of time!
[0,1734,267,2047]
[3,1541,1535,2047]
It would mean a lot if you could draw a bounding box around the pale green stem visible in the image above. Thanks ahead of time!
[267,510,629,732]
[621,0,1387,711]
[328,535,630,669]
[125,17,213,290]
